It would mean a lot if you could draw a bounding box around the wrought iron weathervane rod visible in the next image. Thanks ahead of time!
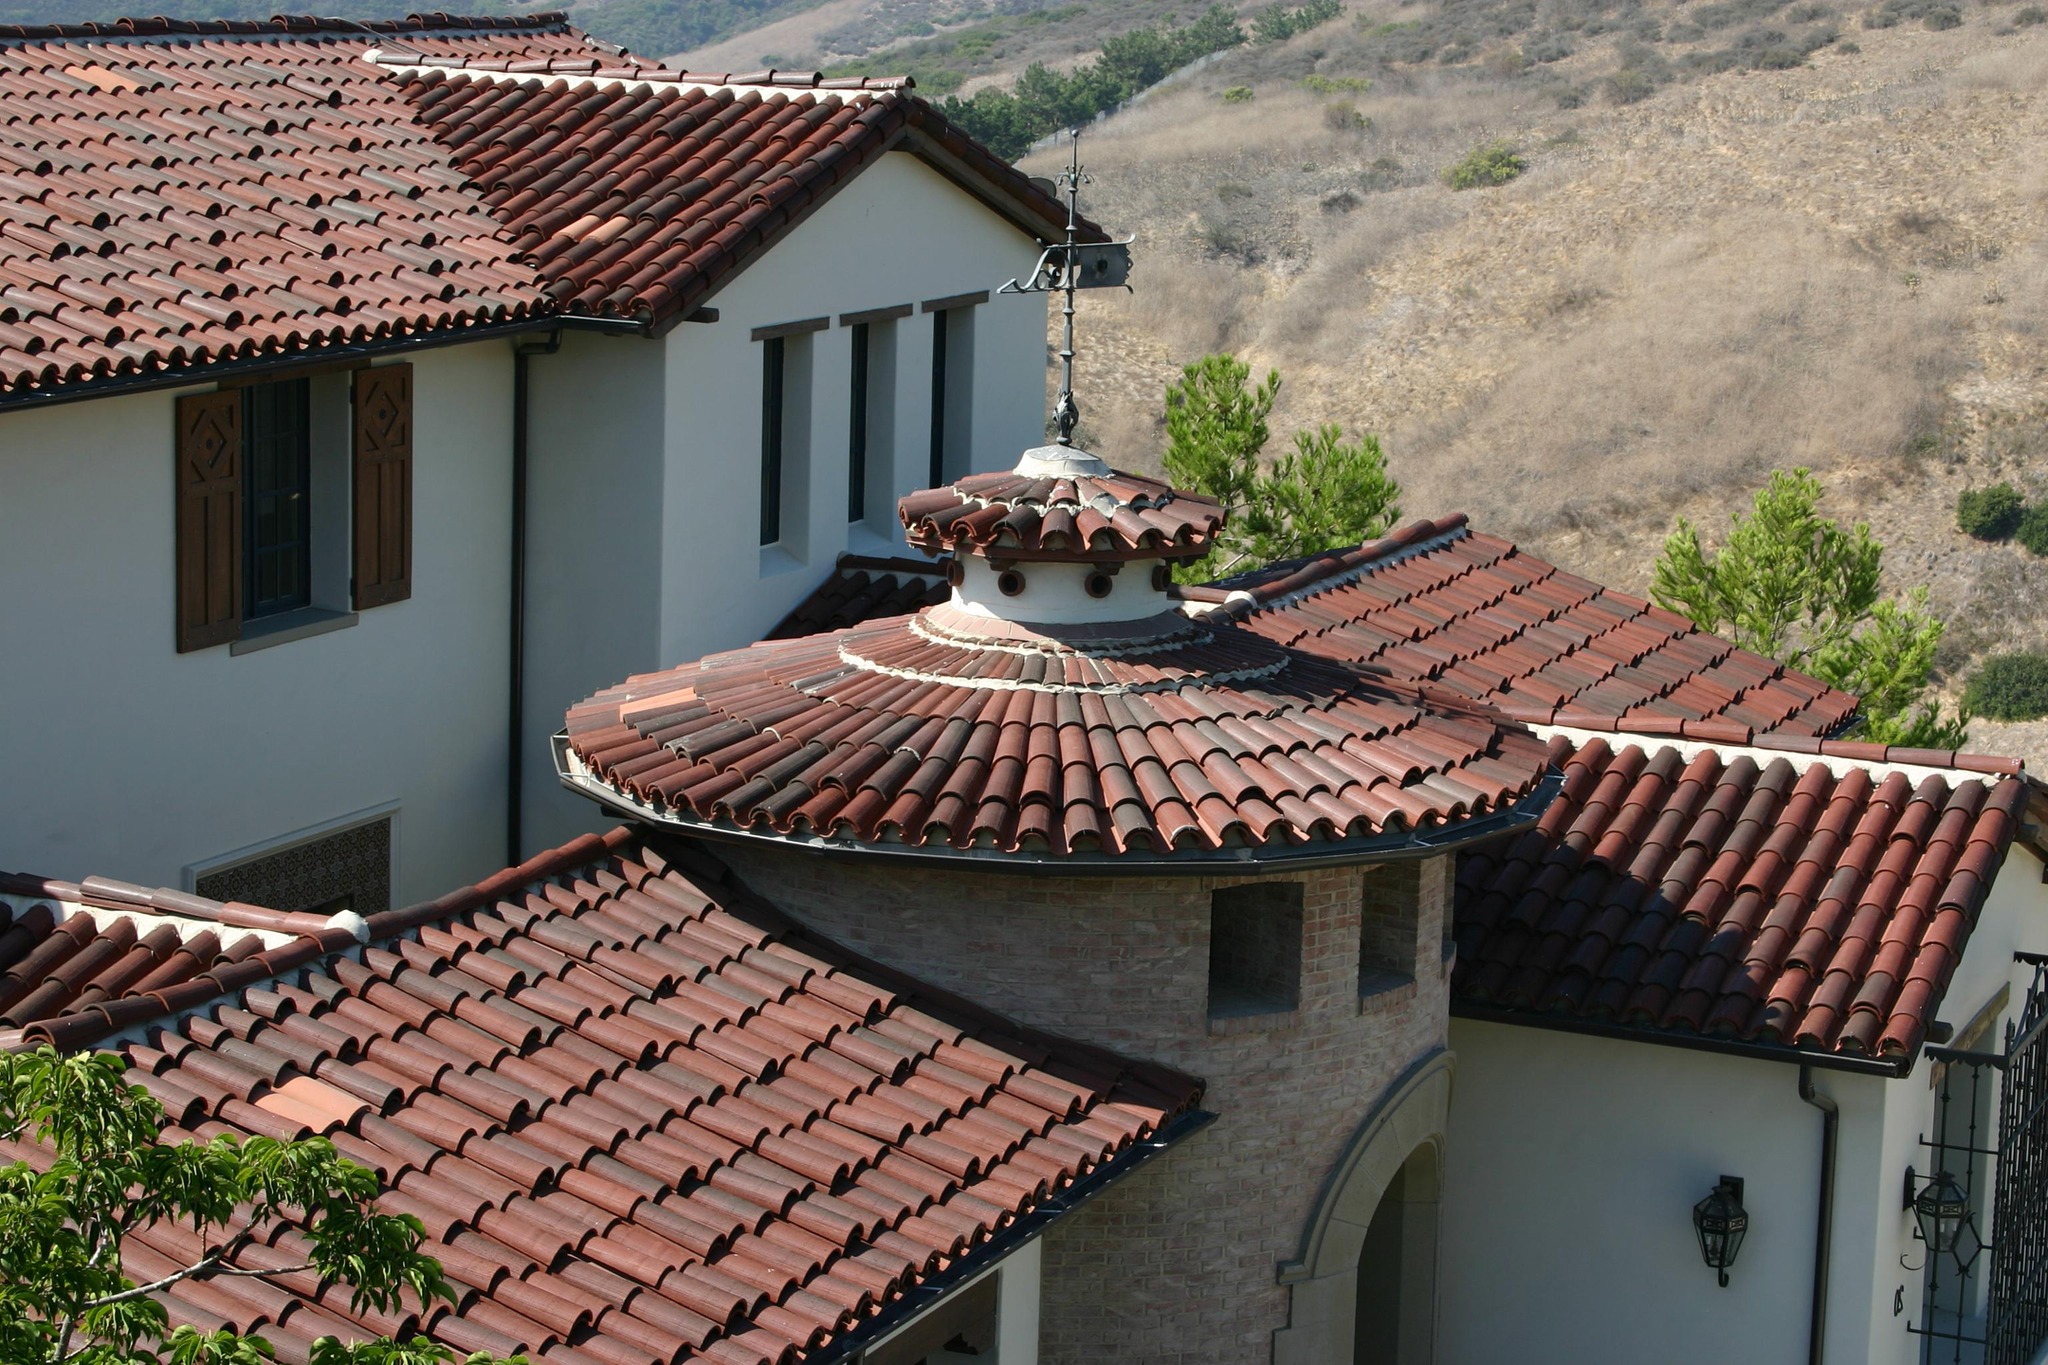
[998,128,1134,448]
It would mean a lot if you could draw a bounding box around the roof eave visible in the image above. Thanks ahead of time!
[1450,999,1914,1078]
[555,731,1564,876]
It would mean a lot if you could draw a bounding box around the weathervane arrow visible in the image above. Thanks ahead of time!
[998,128,1133,446]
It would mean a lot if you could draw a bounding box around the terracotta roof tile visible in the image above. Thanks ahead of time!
[1453,735,2030,1061]
[0,16,1076,402]
[564,594,1554,862]
[1196,516,1861,736]
[11,829,1203,1361]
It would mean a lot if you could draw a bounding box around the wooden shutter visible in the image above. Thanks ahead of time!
[352,363,412,609]
[175,390,242,652]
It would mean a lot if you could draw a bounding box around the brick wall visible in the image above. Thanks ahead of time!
[716,845,1456,1364]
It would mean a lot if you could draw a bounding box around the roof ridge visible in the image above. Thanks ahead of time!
[1539,718,2028,782]
[373,45,915,93]
[1180,514,1473,614]
[0,11,569,43]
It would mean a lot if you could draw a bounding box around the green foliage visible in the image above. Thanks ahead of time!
[1221,84,1257,102]
[1963,653,2048,722]
[1445,139,1526,189]
[1651,468,1966,746]
[0,1048,517,1365]
[1956,483,2026,540]
[2018,503,2048,556]
[1324,102,1372,131]
[1301,73,1373,94]
[1162,355,1401,580]
[1253,0,1345,44]
[2017,6,2047,25]
[938,5,1247,159]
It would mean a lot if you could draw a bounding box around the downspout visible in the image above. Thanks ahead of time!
[1798,1064,1839,1365]
[509,328,562,867]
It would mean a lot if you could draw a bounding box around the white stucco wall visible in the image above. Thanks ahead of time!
[1441,1018,1902,1365]
[0,340,516,904]
[520,330,668,853]
[521,148,1048,852]
[651,149,1047,666]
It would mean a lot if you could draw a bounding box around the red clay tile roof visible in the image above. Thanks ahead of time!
[763,555,948,642]
[1453,732,2031,1063]
[0,873,353,1045]
[392,60,1079,327]
[10,828,1204,1365]
[898,461,1224,562]
[0,14,580,401]
[1196,515,1861,739]
[561,600,1555,863]
[0,15,1078,402]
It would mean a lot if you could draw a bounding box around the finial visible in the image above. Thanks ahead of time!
[999,130,1133,451]
[1053,127,1086,446]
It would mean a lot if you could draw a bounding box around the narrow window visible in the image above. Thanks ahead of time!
[1209,881,1304,1019]
[1360,862,1422,995]
[927,309,947,489]
[244,377,312,619]
[760,335,786,547]
[848,322,870,523]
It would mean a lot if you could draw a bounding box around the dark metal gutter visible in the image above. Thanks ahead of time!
[813,1107,1216,1364]
[1452,999,1911,1077]
[552,733,1562,876]
[0,313,644,416]
[508,327,564,864]
[1798,1065,1839,1365]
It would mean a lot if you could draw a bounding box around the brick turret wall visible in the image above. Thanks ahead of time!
[713,844,1455,1363]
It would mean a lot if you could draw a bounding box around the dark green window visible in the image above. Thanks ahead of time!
[761,336,785,547]
[848,322,870,523]
[243,378,311,619]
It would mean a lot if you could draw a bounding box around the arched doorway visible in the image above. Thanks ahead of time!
[1273,1051,1451,1365]
[1355,1145,1440,1365]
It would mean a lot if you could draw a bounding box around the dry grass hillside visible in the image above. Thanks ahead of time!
[1024,1,2048,751]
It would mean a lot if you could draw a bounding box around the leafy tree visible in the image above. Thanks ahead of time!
[0,1047,513,1365]
[1651,468,1966,746]
[1162,355,1401,580]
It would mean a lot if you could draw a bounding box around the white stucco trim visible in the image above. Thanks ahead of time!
[0,892,301,951]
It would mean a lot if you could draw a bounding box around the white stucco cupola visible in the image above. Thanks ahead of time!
[895,443,1225,627]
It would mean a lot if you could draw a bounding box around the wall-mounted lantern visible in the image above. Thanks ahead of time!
[1692,1175,1748,1288]
[1913,1171,1970,1253]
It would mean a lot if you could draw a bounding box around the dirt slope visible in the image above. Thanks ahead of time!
[1028,4,2048,743]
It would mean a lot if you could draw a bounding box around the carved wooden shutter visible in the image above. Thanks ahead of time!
[352,363,412,609]
[175,390,242,652]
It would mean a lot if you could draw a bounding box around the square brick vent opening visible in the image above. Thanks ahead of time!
[1208,881,1304,1019]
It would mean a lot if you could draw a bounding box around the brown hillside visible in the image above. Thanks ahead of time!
[1028,2,2048,750]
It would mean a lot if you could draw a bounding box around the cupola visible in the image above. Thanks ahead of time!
[897,443,1222,626]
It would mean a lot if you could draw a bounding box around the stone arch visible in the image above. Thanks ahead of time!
[1272,1049,1454,1365]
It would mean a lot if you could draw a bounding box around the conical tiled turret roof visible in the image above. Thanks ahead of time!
[558,446,1556,866]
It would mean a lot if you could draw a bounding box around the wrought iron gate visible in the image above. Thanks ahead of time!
[1913,953,2048,1365]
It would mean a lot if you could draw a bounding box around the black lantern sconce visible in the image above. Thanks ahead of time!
[1913,1171,1970,1253]
[1692,1175,1748,1288]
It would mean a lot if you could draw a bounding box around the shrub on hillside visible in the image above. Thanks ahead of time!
[1324,101,1371,130]
[1221,84,1256,101]
[1606,66,1659,101]
[1446,139,1526,188]
[2018,6,2047,25]
[1964,653,2048,721]
[1956,483,2026,540]
[2019,504,2048,556]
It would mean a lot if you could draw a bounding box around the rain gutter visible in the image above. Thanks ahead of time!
[1798,1064,1840,1365]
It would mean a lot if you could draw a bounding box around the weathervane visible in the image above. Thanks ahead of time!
[999,128,1133,446]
